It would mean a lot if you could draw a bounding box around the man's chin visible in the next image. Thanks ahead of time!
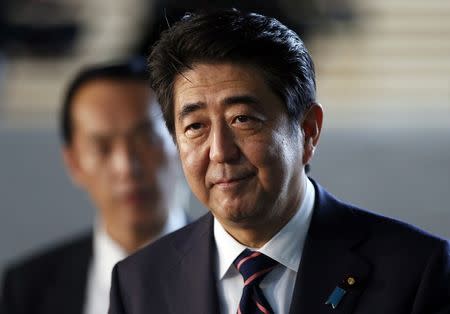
[213,206,263,228]
[121,206,166,231]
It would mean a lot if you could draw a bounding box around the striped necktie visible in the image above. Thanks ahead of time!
[233,249,278,314]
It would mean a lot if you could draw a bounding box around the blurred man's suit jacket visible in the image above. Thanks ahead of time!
[1,233,92,314]
[0,208,189,314]
[109,181,450,314]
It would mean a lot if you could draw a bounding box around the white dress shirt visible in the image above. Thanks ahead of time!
[83,207,187,314]
[214,178,315,314]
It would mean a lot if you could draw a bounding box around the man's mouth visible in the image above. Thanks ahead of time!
[123,189,151,205]
[212,173,255,188]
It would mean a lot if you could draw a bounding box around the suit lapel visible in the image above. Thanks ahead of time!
[289,181,371,314]
[167,214,220,314]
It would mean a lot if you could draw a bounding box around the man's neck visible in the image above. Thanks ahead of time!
[219,205,300,248]
[105,223,165,254]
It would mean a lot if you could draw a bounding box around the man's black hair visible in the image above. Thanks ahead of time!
[149,9,316,136]
[60,57,148,146]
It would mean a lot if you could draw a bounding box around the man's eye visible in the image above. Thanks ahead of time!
[185,123,205,138]
[233,115,261,126]
[94,142,111,156]
[187,123,203,130]
[235,115,251,123]
[232,114,263,131]
[134,131,157,146]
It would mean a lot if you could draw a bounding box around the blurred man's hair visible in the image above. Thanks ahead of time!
[61,58,149,146]
[149,9,317,136]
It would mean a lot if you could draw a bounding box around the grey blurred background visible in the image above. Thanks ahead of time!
[1,0,449,281]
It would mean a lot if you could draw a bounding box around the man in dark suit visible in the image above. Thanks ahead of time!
[108,10,450,314]
[0,59,188,314]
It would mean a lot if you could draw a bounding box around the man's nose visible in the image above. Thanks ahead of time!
[111,143,141,178]
[209,123,240,163]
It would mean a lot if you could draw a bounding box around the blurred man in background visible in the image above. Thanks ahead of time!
[0,59,188,314]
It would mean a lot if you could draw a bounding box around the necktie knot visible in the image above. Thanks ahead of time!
[233,249,278,287]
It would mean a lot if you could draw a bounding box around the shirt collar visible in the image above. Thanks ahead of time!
[92,207,187,287]
[214,177,315,279]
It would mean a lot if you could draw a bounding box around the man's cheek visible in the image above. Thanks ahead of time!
[80,153,102,173]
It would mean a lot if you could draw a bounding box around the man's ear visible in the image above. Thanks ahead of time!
[62,146,84,187]
[301,103,323,165]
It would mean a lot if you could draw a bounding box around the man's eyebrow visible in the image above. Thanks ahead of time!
[177,102,205,122]
[126,120,152,137]
[133,120,152,132]
[88,121,153,141]
[89,133,111,142]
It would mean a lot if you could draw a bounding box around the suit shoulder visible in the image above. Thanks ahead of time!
[3,231,92,280]
[117,213,212,272]
[313,179,447,247]
[345,204,448,255]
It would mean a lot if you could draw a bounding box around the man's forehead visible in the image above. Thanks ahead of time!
[72,88,173,150]
[76,116,154,140]
[74,79,151,103]
[72,89,157,136]
[173,63,266,107]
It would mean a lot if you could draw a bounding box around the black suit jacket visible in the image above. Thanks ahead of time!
[109,181,450,314]
[0,233,92,314]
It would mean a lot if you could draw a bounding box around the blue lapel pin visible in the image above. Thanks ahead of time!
[325,276,357,309]
[325,286,347,309]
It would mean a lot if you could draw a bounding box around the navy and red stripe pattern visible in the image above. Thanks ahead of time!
[233,249,278,314]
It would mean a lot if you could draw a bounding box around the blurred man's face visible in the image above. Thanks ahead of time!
[64,79,175,235]
[173,63,308,231]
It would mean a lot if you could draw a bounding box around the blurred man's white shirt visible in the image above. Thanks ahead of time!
[83,206,187,314]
